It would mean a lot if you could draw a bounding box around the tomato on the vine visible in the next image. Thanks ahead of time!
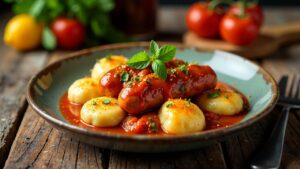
[220,14,259,45]
[186,2,224,38]
[228,3,264,27]
[51,18,85,50]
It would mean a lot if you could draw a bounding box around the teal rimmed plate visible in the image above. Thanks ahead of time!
[27,42,278,152]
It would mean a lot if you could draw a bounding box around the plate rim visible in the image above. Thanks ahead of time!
[26,41,279,142]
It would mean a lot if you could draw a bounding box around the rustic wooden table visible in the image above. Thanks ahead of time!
[1,7,300,169]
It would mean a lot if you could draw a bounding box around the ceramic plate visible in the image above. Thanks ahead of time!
[27,42,278,152]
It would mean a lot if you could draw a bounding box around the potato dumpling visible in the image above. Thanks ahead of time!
[68,77,100,104]
[80,97,125,127]
[91,55,127,82]
[159,99,206,134]
[196,89,243,115]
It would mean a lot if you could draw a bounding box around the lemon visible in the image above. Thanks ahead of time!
[4,14,43,51]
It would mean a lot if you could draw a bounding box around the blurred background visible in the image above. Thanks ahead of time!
[1,0,300,52]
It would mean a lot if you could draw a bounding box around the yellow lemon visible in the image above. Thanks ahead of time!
[4,14,43,51]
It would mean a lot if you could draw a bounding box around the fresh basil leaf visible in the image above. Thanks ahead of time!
[98,0,114,12]
[127,51,150,69]
[13,0,35,14]
[152,60,167,80]
[120,72,129,82]
[150,40,159,57]
[158,45,176,62]
[42,27,56,50]
[29,0,45,18]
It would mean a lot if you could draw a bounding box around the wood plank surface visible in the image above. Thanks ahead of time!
[0,12,49,168]
[1,7,300,169]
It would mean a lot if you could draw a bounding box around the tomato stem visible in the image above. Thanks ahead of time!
[238,0,247,18]
[208,0,233,10]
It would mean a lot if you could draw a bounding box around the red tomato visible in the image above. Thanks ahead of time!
[228,3,264,27]
[51,18,85,49]
[186,2,223,38]
[220,14,259,46]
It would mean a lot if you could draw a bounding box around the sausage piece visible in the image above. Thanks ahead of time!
[99,59,185,97]
[118,64,217,114]
[99,65,152,97]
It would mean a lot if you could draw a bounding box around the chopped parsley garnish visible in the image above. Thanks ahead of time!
[185,98,192,107]
[102,99,111,105]
[105,55,112,60]
[146,79,151,85]
[120,72,129,82]
[179,84,186,93]
[178,64,189,74]
[132,77,140,81]
[170,68,177,74]
[224,94,229,99]
[114,72,120,76]
[148,122,158,133]
[166,102,173,108]
[208,89,221,98]
[91,100,97,106]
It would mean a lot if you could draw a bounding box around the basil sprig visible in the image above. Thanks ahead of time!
[127,40,176,80]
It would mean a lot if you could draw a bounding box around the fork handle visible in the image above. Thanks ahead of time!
[250,106,290,169]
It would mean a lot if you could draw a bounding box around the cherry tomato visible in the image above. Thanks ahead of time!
[186,2,223,38]
[51,18,85,49]
[220,14,259,46]
[228,3,264,27]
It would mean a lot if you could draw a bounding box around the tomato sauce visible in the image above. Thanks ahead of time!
[59,82,249,135]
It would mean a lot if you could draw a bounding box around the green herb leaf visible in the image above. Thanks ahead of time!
[105,55,112,60]
[120,72,129,82]
[29,0,45,19]
[208,89,221,98]
[127,51,150,69]
[152,60,167,80]
[158,45,176,62]
[92,100,97,106]
[178,64,189,74]
[166,102,173,108]
[179,84,186,93]
[150,40,160,57]
[102,99,111,105]
[42,27,56,50]
[148,122,158,133]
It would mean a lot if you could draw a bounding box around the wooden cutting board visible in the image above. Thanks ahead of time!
[183,22,300,59]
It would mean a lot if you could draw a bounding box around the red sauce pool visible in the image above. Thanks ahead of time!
[59,82,249,135]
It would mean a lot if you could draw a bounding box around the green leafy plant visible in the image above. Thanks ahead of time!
[5,0,127,49]
[127,40,176,80]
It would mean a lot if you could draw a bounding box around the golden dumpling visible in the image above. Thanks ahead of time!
[68,77,100,104]
[80,97,125,127]
[159,99,206,134]
[196,89,243,115]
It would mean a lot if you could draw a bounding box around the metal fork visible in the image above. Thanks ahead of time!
[250,75,300,169]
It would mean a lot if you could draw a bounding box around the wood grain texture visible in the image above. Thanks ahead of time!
[0,50,48,168]
[4,52,109,169]
[109,144,227,169]
[4,107,108,169]
[0,14,48,166]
